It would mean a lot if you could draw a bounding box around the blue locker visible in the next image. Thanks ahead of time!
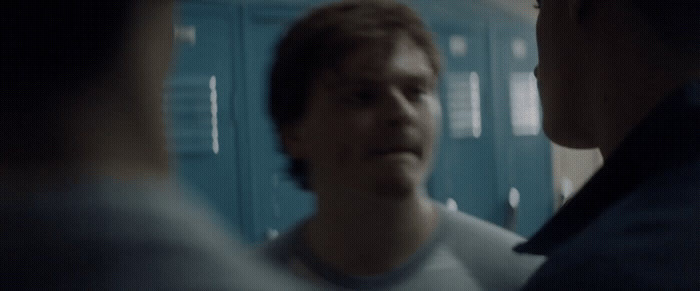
[428,17,502,223]
[239,3,321,243]
[489,15,553,237]
[166,2,242,233]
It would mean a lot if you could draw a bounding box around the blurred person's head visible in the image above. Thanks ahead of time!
[533,0,699,157]
[268,0,441,197]
[0,1,175,191]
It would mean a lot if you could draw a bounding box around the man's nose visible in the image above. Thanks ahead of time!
[383,87,416,126]
[534,65,539,78]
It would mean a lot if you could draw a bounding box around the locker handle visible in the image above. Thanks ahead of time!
[266,228,279,240]
[506,187,520,231]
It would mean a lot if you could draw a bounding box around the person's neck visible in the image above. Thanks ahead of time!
[304,187,438,276]
[0,158,168,198]
[68,83,170,182]
[596,61,698,160]
[1,94,169,197]
[591,17,699,160]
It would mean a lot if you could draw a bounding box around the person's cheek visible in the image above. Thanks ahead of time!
[426,95,442,139]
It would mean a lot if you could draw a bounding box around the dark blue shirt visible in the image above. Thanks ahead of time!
[515,80,700,289]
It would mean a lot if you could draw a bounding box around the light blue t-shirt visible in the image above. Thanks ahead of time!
[260,202,544,290]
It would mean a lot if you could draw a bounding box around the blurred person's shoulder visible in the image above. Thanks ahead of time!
[1,177,311,289]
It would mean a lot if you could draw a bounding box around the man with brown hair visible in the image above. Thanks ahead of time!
[262,1,543,289]
[516,0,700,289]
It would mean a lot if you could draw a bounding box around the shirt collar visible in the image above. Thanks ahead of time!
[515,80,700,256]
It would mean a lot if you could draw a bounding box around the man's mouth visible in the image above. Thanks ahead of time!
[370,146,420,157]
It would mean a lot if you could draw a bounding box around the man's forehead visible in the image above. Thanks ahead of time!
[334,40,436,85]
[337,72,437,87]
[340,43,393,73]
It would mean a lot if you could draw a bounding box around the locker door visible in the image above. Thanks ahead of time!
[429,19,501,224]
[240,4,317,243]
[490,18,553,237]
[166,2,241,233]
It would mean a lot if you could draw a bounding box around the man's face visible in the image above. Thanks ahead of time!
[287,35,440,197]
[535,0,599,148]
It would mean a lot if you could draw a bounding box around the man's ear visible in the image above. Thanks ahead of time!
[281,124,306,159]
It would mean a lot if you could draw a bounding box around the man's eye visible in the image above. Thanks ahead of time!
[405,87,428,102]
